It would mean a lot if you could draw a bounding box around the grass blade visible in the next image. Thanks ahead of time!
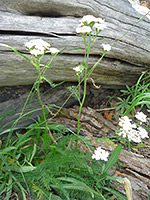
[103,144,122,174]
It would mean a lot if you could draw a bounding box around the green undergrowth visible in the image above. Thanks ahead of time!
[115,70,150,114]
[0,123,125,200]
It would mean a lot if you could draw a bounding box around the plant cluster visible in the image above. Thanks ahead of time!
[115,71,150,114]
[116,112,149,151]
[0,13,149,200]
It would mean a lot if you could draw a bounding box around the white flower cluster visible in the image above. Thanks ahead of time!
[49,47,59,55]
[25,39,50,57]
[102,44,111,52]
[76,15,111,53]
[135,112,147,123]
[25,39,59,57]
[92,147,109,161]
[73,65,84,75]
[76,15,106,34]
[118,112,149,143]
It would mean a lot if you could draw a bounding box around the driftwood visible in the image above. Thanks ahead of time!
[49,106,150,200]
[0,0,150,88]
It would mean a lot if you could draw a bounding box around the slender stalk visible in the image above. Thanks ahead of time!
[78,75,81,104]
[36,60,48,128]
[77,34,91,134]
[36,59,50,151]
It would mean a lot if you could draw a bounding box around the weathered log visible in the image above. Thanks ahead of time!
[0,51,144,87]
[0,0,150,88]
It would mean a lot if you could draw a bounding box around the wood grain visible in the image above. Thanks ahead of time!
[0,0,150,87]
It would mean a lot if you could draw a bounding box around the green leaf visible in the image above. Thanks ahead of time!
[54,177,100,198]
[0,146,16,154]
[96,36,105,40]
[103,186,127,200]
[40,64,52,68]
[21,166,36,172]
[103,144,122,174]
[8,165,36,173]
[50,194,63,200]
[0,43,35,67]
[29,143,37,163]
[42,77,56,88]
[131,143,146,148]
[15,138,31,149]
[0,154,27,199]
[67,86,80,102]
[124,84,150,116]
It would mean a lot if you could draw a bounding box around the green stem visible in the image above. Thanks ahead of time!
[77,34,91,134]
[36,61,47,127]
[36,60,49,151]
[78,75,81,104]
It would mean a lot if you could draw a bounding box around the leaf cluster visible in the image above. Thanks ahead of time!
[116,71,150,114]
[13,136,124,200]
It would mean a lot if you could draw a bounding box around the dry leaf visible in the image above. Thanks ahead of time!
[103,110,114,120]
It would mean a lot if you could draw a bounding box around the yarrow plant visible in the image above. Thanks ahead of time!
[25,39,59,144]
[73,15,111,135]
[2,38,59,146]
[117,112,149,151]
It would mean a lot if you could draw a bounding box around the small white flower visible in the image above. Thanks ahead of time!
[25,39,50,50]
[119,116,131,124]
[92,147,109,162]
[138,127,149,139]
[119,116,133,132]
[76,26,92,34]
[135,112,147,123]
[94,23,106,31]
[80,15,97,25]
[118,129,127,138]
[102,44,111,51]
[73,66,83,74]
[49,47,59,55]
[30,49,44,57]
[118,115,149,144]
[95,18,105,24]
[25,39,50,56]
[128,129,141,143]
